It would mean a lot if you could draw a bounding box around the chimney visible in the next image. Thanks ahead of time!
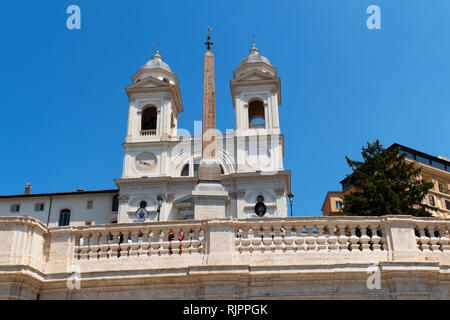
[25,183,31,195]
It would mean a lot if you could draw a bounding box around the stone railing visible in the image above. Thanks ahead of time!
[414,220,450,252]
[139,129,157,136]
[74,223,205,260]
[249,123,266,129]
[0,215,449,276]
[234,219,386,254]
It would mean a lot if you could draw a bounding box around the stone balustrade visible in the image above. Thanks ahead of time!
[139,129,157,136]
[0,215,449,299]
[235,219,386,254]
[74,223,205,260]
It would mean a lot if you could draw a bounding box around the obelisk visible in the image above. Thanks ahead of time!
[198,27,221,181]
[192,28,228,220]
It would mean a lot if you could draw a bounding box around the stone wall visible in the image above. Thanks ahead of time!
[0,215,448,299]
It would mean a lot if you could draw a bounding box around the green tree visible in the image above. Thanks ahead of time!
[342,140,435,217]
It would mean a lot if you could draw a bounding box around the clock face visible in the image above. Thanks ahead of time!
[135,152,157,172]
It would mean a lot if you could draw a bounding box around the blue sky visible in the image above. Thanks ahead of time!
[0,1,449,216]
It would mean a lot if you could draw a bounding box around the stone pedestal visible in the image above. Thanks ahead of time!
[192,181,228,220]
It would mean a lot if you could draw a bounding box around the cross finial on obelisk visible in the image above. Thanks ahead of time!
[156,40,160,54]
[251,34,256,47]
[205,27,213,51]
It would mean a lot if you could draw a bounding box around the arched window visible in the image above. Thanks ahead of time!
[181,164,190,176]
[141,106,157,133]
[181,163,224,176]
[58,209,71,226]
[248,100,265,129]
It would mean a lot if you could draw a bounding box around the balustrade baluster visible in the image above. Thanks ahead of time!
[316,225,328,251]
[327,225,339,251]
[359,225,371,251]
[428,225,440,251]
[88,232,100,259]
[349,225,361,252]
[437,226,449,252]
[295,226,306,251]
[108,232,120,258]
[128,231,140,257]
[98,232,109,259]
[338,225,349,252]
[418,227,431,251]
[247,227,254,254]
[273,226,283,254]
[369,225,382,251]
[305,225,316,251]
[79,233,90,260]
[198,229,205,254]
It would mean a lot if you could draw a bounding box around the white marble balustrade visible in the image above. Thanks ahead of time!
[234,220,386,254]
[74,223,205,260]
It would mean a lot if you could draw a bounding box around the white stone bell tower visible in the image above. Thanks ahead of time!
[230,44,281,136]
[124,50,183,144]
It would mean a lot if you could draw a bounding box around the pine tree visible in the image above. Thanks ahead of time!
[342,140,435,217]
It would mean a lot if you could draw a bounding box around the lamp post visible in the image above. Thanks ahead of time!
[157,195,163,221]
[288,193,294,217]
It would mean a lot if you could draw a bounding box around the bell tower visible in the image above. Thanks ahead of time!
[230,44,281,136]
[124,50,183,143]
[120,50,183,179]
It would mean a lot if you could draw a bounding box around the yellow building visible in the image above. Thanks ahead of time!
[322,143,450,218]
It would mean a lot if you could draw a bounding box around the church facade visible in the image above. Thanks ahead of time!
[0,43,290,226]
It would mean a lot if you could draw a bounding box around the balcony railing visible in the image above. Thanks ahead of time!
[140,129,157,136]
[249,123,266,129]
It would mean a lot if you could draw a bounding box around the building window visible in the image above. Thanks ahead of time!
[416,155,430,165]
[112,195,119,212]
[438,183,444,193]
[10,204,20,213]
[428,195,435,206]
[35,203,45,211]
[181,163,224,177]
[170,113,175,129]
[141,106,157,131]
[445,200,450,210]
[399,150,414,160]
[431,161,446,170]
[58,209,71,226]
[248,99,265,129]
[335,201,343,210]
[181,164,190,176]
[87,200,93,209]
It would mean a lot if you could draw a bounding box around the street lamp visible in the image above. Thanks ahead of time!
[157,195,163,221]
[288,193,294,217]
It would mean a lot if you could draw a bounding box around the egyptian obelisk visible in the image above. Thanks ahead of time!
[193,28,228,220]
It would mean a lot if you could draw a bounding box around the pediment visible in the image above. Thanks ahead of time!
[235,69,276,82]
[127,76,171,90]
